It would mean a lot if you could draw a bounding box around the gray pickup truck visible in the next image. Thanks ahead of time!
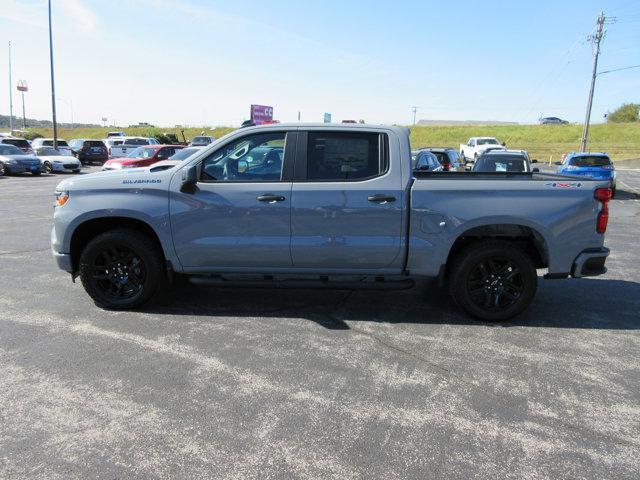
[51,124,612,321]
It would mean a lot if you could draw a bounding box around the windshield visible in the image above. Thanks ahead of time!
[3,138,31,149]
[0,144,24,155]
[477,138,499,145]
[85,140,106,147]
[191,136,212,144]
[169,148,201,161]
[42,140,69,147]
[127,147,156,159]
[37,147,61,156]
[569,155,611,167]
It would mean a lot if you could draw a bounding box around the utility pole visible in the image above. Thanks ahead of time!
[580,11,605,152]
[8,41,14,133]
[48,0,58,149]
[411,106,418,125]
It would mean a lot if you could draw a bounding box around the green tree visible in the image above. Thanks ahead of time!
[607,103,640,123]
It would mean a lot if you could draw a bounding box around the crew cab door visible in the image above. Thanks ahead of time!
[169,130,295,270]
[290,130,404,271]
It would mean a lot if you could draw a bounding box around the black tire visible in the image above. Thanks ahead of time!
[448,240,537,321]
[611,187,616,198]
[0,163,6,176]
[43,162,54,174]
[72,169,80,174]
[32,170,42,176]
[79,229,165,309]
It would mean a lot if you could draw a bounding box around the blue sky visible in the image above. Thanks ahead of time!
[0,0,638,126]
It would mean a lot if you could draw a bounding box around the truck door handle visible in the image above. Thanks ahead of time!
[368,194,396,204]
[257,194,286,203]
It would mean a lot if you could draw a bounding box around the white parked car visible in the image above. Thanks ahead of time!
[108,137,159,158]
[459,137,506,163]
[31,138,74,156]
[36,147,81,174]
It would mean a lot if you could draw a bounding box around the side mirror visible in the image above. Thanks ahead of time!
[531,159,538,163]
[532,168,540,173]
[501,142,506,147]
[180,165,198,193]
[554,161,562,166]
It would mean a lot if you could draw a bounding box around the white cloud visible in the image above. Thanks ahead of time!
[59,0,98,32]
[0,0,98,33]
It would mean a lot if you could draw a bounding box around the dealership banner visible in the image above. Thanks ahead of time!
[251,104,274,124]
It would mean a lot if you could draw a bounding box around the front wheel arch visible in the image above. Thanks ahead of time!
[70,217,166,274]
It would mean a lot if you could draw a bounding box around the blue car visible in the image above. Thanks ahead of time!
[556,152,616,196]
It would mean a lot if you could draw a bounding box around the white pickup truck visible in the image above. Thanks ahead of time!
[109,137,159,158]
[460,137,506,163]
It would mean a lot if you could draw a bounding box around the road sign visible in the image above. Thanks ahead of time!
[323,112,332,123]
[17,80,28,92]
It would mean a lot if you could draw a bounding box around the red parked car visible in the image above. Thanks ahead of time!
[101,145,184,171]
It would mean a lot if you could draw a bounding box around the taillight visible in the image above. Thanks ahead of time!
[595,188,612,234]
[601,165,614,170]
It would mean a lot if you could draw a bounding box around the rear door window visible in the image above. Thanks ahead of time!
[305,132,387,181]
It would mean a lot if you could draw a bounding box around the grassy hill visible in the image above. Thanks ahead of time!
[25,122,639,162]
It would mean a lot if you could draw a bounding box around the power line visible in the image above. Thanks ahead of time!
[598,64,640,75]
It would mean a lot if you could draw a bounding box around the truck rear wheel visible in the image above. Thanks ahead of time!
[79,229,165,309]
[448,240,537,321]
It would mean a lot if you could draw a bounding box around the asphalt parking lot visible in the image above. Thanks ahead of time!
[1,166,639,479]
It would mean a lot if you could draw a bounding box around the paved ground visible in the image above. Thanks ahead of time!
[1,167,639,479]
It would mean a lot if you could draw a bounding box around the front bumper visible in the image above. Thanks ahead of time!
[51,163,81,172]
[52,250,73,272]
[5,163,41,174]
[571,247,609,278]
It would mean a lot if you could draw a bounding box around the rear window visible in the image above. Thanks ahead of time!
[569,155,611,167]
[2,138,30,148]
[124,138,150,146]
[85,140,105,147]
[476,157,528,172]
[306,132,387,181]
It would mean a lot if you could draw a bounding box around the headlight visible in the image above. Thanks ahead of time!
[54,190,69,207]
[7,159,18,164]
[53,160,63,164]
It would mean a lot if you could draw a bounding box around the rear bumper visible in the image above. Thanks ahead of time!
[571,247,609,278]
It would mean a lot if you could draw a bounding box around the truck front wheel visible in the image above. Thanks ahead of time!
[448,240,537,321]
[79,229,165,309]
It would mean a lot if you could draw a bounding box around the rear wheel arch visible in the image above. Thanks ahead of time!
[70,217,166,273]
[442,224,549,280]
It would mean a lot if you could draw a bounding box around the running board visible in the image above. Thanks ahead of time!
[188,275,415,291]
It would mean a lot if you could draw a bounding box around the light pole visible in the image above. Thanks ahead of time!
[17,80,28,129]
[411,106,418,125]
[8,41,14,133]
[48,0,58,148]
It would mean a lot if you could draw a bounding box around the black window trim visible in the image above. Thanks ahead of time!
[294,130,390,183]
[197,130,296,184]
